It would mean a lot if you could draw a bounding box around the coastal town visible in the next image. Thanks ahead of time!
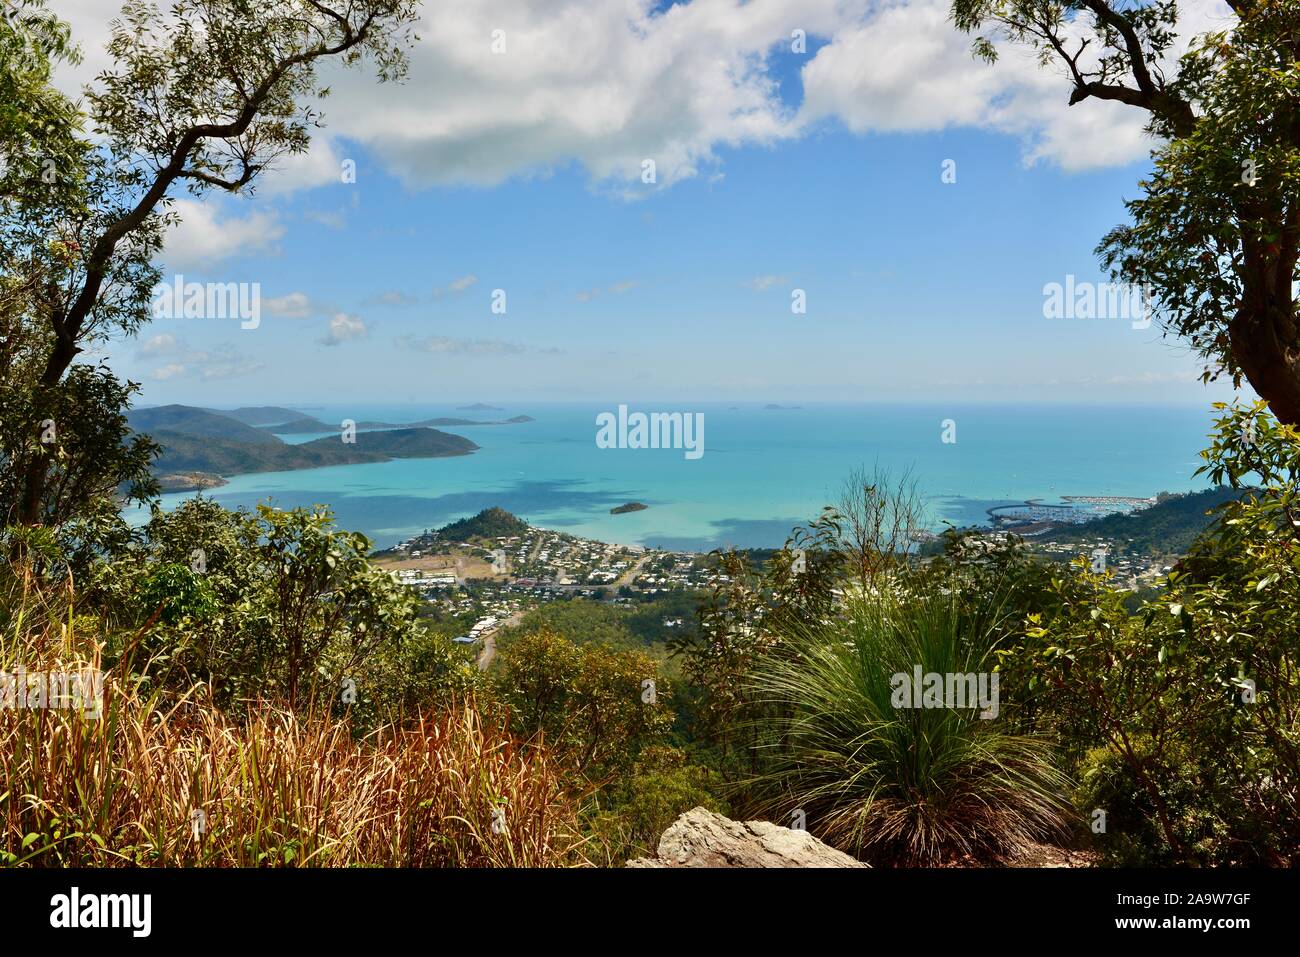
[375,522,721,653]
[371,488,1202,661]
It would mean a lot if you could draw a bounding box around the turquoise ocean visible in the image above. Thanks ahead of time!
[146,403,1219,551]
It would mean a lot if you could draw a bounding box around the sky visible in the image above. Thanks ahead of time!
[51,0,1247,408]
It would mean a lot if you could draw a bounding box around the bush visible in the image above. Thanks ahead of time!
[747,592,1072,865]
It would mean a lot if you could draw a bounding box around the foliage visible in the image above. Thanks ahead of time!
[747,592,1073,865]
[0,364,159,529]
[1011,402,1300,864]
[952,0,1300,422]
[492,628,673,784]
[98,500,480,724]
[583,746,728,865]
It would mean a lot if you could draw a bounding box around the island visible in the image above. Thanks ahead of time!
[260,413,534,433]
[157,471,228,493]
[128,405,479,484]
[610,502,649,515]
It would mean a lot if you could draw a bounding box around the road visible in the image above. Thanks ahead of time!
[472,554,650,671]
[476,609,525,671]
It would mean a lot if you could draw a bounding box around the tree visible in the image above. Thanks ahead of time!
[493,628,673,782]
[830,464,928,593]
[952,1,1300,423]
[5,0,421,526]
[106,501,430,716]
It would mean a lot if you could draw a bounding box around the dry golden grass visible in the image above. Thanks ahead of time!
[0,564,586,868]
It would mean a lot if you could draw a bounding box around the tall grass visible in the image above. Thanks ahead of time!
[1,562,586,867]
[747,591,1072,865]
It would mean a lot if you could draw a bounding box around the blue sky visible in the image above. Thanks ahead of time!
[59,0,1242,409]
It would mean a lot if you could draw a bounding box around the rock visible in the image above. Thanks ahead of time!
[626,807,867,868]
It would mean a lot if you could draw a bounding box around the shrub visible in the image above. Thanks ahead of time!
[747,592,1072,865]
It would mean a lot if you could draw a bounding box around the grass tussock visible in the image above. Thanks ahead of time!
[748,592,1073,866]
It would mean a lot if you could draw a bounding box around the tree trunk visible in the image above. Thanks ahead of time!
[1229,266,1300,427]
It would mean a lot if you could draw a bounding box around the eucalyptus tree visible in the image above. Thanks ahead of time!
[952,1,1300,422]
[3,0,421,528]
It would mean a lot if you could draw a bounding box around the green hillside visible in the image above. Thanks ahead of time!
[1049,486,1246,555]
[129,405,283,445]
[435,507,529,541]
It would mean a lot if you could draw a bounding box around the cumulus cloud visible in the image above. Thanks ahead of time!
[54,0,1235,195]
[150,363,187,381]
[797,0,1235,171]
[137,333,178,357]
[320,312,369,346]
[161,200,284,272]
[746,274,788,291]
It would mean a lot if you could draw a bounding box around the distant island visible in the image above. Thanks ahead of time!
[763,404,802,410]
[129,405,479,486]
[457,403,504,412]
[610,502,648,514]
[263,413,534,434]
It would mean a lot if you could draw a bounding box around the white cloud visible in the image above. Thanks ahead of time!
[150,363,186,380]
[747,274,787,291]
[320,312,369,346]
[264,292,315,319]
[447,274,479,293]
[137,337,263,381]
[162,200,284,272]
[396,335,529,356]
[54,0,1236,196]
[138,333,177,357]
[797,0,1236,171]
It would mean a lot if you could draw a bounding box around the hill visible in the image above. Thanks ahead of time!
[436,507,529,542]
[297,428,477,459]
[1048,486,1245,555]
[131,405,479,480]
[129,405,283,445]
[201,406,309,426]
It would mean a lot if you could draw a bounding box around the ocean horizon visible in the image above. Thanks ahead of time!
[141,401,1220,551]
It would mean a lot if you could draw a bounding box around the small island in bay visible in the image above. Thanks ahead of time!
[610,501,648,514]
[157,471,228,493]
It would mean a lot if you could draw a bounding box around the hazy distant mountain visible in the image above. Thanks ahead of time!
[262,413,534,433]
[457,403,504,411]
[130,405,283,445]
[200,406,309,426]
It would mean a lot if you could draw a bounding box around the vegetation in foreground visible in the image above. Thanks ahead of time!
[2,0,1298,868]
